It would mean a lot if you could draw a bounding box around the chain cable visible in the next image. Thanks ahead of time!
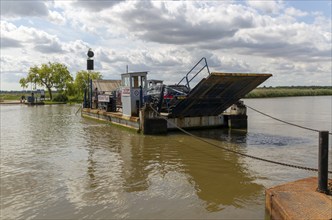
[149,104,332,174]
[246,105,332,135]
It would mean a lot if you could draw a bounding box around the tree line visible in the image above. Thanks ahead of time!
[19,62,102,101]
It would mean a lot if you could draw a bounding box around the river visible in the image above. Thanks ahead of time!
[1,96,331,219]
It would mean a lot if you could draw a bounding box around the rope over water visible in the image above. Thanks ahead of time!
[149,104,332,174]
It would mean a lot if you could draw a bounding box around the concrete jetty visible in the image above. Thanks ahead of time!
[265,177,332,219]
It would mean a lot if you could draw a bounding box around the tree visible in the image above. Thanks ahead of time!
[19,78,28,89]
[19,62,73,100]
[74,70,102,97]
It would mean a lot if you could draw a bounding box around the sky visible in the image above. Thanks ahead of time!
[1,0,331,91]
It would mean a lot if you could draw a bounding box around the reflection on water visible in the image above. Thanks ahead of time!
[1,96,331,219]
[192,128,311,147]
[122,132,263,211]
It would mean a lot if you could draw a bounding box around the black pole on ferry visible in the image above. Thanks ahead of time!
[87,49,94,108]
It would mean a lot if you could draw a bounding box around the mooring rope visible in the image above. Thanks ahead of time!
[246,105,332,135]
[149,105,332,174]
[75,105,82,116]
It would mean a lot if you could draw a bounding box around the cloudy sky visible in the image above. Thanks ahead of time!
[1,0,331,91]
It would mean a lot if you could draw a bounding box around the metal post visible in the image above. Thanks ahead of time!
[139,86,143,108]
[87,75,90,108]
[87,49,94,109]
[318,131,329,194]
[90,78,93,109]
[83,89,87,108]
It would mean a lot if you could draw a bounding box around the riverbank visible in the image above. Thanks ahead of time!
[0,92,81,103]
[2,87,332,101]
[245,86,332,98]
[0,100,67,105]
[0,100,22,104]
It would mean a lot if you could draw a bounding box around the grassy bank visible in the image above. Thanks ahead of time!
[0,92,31,101]
[0,92,82,103]
[245,86,332,98]
[2,86,332,102]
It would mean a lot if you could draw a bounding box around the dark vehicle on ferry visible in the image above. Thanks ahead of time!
[146,83,190,112]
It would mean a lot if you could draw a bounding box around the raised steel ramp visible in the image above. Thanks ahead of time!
[169,72,272,118]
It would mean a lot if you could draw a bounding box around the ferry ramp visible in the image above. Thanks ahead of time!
[169,72,272,118]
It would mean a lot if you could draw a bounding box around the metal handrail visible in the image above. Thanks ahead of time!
[177,57,210,89]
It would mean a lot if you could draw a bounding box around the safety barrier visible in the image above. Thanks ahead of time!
[177,57,210,90]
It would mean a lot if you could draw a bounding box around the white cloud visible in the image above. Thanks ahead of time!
[100,1,256,45]
[1,21,64,53]
[0,1,48,18]
[1,37,22,48]
[0,20,17,32]
[285,7,308,17]
[246,0,284,14]
[0,0,331,90]
[313,13,332,32]
[62,40,89,53]
[48,10,66,25]
[1,55,30,73]
[71,0,124,12]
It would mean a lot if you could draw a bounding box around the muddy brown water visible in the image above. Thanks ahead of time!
[1,96,331,219]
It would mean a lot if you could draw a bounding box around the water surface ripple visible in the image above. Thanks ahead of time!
[1,96,331,219]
